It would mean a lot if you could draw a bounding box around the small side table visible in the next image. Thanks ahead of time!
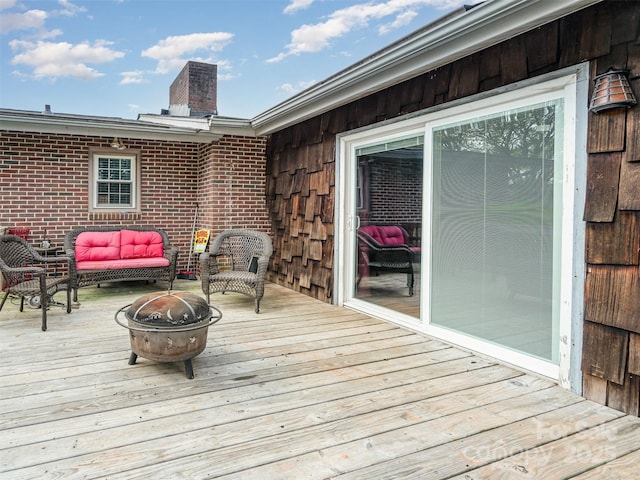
[33,245,67,308]
[34,246,64,276]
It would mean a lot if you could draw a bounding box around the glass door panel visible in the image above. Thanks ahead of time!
[430,101,562,362]
[353,135,423,319]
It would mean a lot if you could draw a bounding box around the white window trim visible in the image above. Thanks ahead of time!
[88,149,141,214]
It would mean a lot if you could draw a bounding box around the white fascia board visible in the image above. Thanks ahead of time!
[207,116,256,137]
[137,114,210,130]
[252,0,602,135]
[139,113,256,137]
[0,111,223,143]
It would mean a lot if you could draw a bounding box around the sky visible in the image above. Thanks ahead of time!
[0,0,470,120]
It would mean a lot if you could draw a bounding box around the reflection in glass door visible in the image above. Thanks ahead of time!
[353,135,423,319]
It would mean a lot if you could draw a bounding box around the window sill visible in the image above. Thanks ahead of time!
[88,211,142,221]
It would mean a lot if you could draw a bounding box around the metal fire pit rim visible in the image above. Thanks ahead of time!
[114,304,222,333]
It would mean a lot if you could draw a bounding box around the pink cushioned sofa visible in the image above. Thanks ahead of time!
[64,226,178,302]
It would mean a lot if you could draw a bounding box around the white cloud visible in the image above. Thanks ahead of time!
[0,0,84,36]
[0,0,17,11]
[10,39,125,80]
[278,79,317,95]
[142,32,234,74]
[0,9,48,34]
[284,0,314,15]
[120,70,146,85]
[268,0,467,62]
[378,9,418,34]
[55,0,87,17]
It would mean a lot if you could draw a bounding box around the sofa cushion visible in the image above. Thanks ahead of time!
[378,226,406,245]
[359,225,382,243]
[76,257,170,271]
[76,231,121,261]
[360,225,407,246]
[120,229,164,259]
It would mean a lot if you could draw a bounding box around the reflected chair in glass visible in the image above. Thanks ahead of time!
[357,228,415,296]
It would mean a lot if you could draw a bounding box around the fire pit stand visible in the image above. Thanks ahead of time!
[115,291,222,379]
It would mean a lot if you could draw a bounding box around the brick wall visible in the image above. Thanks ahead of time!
[367,158,422,225]
[0,130,269,271]
[198,135,270,236]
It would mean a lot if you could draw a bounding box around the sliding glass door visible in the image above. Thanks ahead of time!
[339,73,583,380]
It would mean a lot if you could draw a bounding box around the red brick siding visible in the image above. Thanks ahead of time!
[367,158,422,225]
[0,130,269,270]
[198,135,270,237]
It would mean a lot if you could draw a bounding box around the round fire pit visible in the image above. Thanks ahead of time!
[115,290,222,379]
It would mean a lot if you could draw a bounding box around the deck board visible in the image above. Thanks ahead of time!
[1,279,639,479]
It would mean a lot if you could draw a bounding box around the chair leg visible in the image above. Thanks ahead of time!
[20,296,25,312]
[255,298,260,314]
[0,290,9,311]
[408,272,414,297]
[66,284,72,313]
[41,300,47,331]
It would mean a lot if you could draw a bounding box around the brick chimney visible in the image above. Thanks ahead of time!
[169,61,217,116]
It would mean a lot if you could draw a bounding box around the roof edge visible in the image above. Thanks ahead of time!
[0,108,224,143]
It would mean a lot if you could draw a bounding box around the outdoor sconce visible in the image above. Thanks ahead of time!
[589,69,637,113]
[110,137,126,150]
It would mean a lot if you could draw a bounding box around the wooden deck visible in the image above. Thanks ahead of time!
[1,279,639,479]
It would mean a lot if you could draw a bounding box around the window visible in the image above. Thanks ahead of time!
[89,151,140,212]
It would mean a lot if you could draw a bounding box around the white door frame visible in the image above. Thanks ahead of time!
[334,65,588,393]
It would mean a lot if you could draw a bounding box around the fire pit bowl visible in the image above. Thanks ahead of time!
[115,290,222,379]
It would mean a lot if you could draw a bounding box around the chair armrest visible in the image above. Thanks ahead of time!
[164,245,179,262]
[358,231,413,264]
[2,265,45,276]
[199,252,220,276]
[41,255,71,266]
[255,255,269,276]
[165,246,179,268]
[165,246,179,280]
[64,249,78,287]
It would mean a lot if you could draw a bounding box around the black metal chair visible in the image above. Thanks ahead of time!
[200,230,273,313]
[0,235,72,331]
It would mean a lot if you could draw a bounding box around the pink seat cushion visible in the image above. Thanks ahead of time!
[76,257,170,271]
[76,231,121,261]
[360,225,406,245]
[378,226,405,245]
[120,230,164,259]
[360,225,382,243]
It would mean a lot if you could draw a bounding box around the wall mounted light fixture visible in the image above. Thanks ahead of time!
[589,69,637,114]
[110,137,126,150]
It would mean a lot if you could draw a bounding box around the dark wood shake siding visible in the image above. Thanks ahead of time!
[265,1,640,415]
